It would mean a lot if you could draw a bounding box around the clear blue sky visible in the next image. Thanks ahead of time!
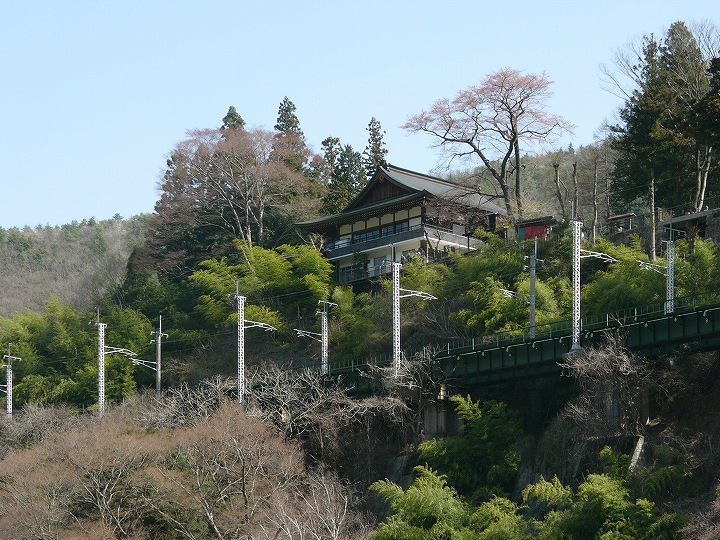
[1,0,717,229]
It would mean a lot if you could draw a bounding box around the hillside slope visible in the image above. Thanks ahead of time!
[0,216,147,317]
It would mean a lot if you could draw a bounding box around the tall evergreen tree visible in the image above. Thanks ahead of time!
[362,116,388,178]
[322,143,365,214]
[274,96,303,135]
[320,136,342,184]
[612,22,716,213]
[693,58,720,152]
[272,96,308,174]
[221,105,245,130]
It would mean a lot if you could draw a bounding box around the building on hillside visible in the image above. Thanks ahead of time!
[657,207,720,243]
[297,164,506,284]
[517,216,555,241]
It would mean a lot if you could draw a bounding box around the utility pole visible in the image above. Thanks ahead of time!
[391,262,437,378]
[529,237,538,339]
[294,298,337,375]
[96,307,107,416]
[665,236,675,315]
[392,261,401,375]
[320,300,330,375]
[636,238,675,315]
[2,344,21,417]
[130,316,167,395]
[570,217,616,352]
[235,281,276,404]
[95,307,138,416]
[236,284,246,404]
[154,315,167,396]
[570,217,582,352]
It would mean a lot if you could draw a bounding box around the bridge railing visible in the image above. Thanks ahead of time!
[327,291,720,374]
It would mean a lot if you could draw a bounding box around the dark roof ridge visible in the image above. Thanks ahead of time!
[383,163,473,189]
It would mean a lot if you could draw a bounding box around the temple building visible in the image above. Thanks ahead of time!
[298,164,505,283]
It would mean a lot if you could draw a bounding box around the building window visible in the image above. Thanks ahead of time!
[379,220,410,237]
[353,228,380,243]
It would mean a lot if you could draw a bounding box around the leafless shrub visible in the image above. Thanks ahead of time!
[255,469,372,540]
[139,375,235,428]
[557,332,652,434]
[0,397,319,540]
[0,403,88,456]
[247,366,413,484]
[139,400,304,540]
[0,218,143,317]
[0,404,166,539]
[682,499,720,540]
[537,333,655,481]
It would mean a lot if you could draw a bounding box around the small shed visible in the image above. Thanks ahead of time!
[517,216,555,241]
[606,212,636,232]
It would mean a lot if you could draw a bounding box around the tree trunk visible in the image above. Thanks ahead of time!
[572,161,579,219]
[694,145,712,212]
[552,163,566,219]
[592,159,599,242]
[650,172,657,262]
[605,168,611,220]
[514,140,523,222]
[499,177,514,226]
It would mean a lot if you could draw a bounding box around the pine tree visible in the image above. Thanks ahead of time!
[320,136,341,184]
[693,58,720,151]
[221,106,245,130]
[362,116,388,178]
[612,23,714,213]
[272,96,308,174]
[322,143,365,214]
[274,96,303,135]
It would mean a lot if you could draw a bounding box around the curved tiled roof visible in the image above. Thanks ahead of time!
[297,163,505,231]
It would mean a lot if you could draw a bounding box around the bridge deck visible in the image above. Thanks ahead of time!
[328,294,720,393]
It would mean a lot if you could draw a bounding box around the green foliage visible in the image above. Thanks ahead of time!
[322,142,366,214]
[675,237,720,298]
[278,243,334,298]
[0,295,153,410]
[446,240,565,334]
[455,276,524,333]
[522,475,573,519]
[612,22,713,211]
[530,474,674,540]
[371,468,684,539]
[362,116,388,179]
[469,497,530,539]
[452,238,525,285]
[189,258,238,327]
[273,96,309,174]
[328,287,383,359]
[519,274,569,327]
[221,105,245,130]
[371,466,470,540]
[274,96,303,135]
[189,242,332,336]
[418,396,525,501]
[581,240,663,313]
[600,446,632,482]
[642,464,691,502]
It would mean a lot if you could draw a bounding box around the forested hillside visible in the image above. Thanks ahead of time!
[0,215,147,317]
[1,19,720,539]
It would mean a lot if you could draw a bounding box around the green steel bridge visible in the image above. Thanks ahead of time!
[329,292,720,394]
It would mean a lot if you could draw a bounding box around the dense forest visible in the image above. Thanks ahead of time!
[1,20,720,539]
